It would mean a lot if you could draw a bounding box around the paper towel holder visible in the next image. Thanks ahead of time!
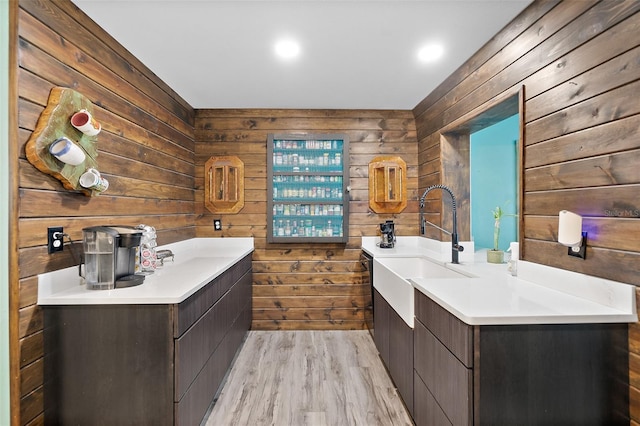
[558,210,587,259]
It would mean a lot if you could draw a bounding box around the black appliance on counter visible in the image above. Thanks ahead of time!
[379,220,396,248]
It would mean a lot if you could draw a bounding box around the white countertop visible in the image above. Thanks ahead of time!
[363,236,637,326]
[38,238,254,305]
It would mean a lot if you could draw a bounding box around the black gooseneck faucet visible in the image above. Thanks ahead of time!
[419,184,464,264]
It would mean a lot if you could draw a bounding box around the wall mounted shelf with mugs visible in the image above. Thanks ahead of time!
[25,87,108,197]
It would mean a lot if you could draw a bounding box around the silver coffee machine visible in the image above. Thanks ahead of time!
[82,226,144,290]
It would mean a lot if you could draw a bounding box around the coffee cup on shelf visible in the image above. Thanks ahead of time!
[71,109,101,136]
[49,137,86,166]
[79,168,109,192]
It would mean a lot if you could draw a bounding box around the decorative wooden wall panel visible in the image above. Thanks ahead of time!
[13,1,195,424]
[194,109,418,330]
[412,1,640,422]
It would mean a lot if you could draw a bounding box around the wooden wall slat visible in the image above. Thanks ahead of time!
[19,332,42,369]
[18,214,194,248]
[526,79,640,145]
[252,320,365,331]
[20,359,42,398]
[253,308,364,322]
[252,296,368,309]
[253,284,367,297]
[19,387,42,426]
[524,239,640,286]
[525,114,640,168]
[523,184,640,216]
[525,149,640,191]
[252,274,364,286]
[251,260,361,273]
[526,45,640,122]
[524,15,640,102]
[524,215,640,253]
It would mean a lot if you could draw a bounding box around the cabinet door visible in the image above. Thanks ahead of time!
[267,133,349,243]
[44,305,174,425]
[389,307,414,416]
[373,289,390,366]
[414,320,472,426]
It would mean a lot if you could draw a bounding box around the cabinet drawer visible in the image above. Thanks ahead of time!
[413,371,452,426]
[175,270,252,401]
[175,294,250,426]
[414,320,472,426]
[415,289,472,367]
[174,254,252,337]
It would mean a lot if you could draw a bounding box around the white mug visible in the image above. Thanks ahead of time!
[49,137,86,165]
[71,109,101,136]
[79,168,109,192]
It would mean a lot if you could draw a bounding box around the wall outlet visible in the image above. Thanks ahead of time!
[48,227,64,253]
[213,219,222,231]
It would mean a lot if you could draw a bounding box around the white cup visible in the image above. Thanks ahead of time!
[49,137,86,165]
[71,109,101,136]
[79,168,109,192]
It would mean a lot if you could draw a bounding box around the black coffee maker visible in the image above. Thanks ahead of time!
[379,220,396,248]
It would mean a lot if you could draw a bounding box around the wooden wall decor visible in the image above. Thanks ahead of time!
[25,87,101,196]
[204,156,244,214]
[368,155,407,214]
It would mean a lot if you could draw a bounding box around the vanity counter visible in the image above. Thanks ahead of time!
[38,237,254,305]
[362,236,637,326]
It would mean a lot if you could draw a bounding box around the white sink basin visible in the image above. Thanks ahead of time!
[373,256,472,328]
[375,257,470,280]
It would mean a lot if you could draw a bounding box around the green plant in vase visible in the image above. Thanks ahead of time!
[487,204,514,264]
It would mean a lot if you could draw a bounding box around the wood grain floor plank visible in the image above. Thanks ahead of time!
[205,331,412,426]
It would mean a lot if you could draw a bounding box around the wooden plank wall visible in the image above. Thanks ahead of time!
[194,109,418,330]
[412,0,640,422]
[14,1,196,424]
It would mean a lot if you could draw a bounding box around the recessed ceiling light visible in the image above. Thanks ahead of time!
[417,43,444,63]
[274,39,300,60]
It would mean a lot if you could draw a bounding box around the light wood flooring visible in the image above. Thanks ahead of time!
[204,330,413,426]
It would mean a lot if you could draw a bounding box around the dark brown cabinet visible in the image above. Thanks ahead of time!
[413,289,629,426]
[373,288,414,416]
[43,254,253,426]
